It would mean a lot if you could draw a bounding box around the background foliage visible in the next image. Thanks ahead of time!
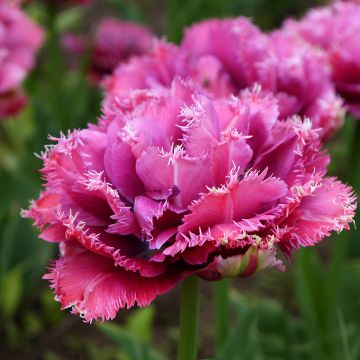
[1,0,359,359]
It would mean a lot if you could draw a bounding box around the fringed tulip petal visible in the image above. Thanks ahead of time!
[44,251,180,322]
[24,79,356,321]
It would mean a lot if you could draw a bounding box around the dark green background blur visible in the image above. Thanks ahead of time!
[1,1,360,359]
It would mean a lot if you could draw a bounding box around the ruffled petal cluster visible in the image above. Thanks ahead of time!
[269,29,344,139]
[23,80,356,321]
[91,17,154,82]
[283,2,360,118]
[103,17,343,139]
[0,1,43,118]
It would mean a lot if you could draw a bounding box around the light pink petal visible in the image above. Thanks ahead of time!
[303,91,344,140]
[170,151,213,207]
[102,40,178,110]
[217,89,279,156]
[183,54,235,97]
[180,18,276,90]
[180,96,220,157]
[136,146,213,207]
[211,130,253,186]
[129,95,184,155]
[134,196,165,233]
[104,119,145,202]
[77,130,107,173]
[238,88,279,156]
[136,147,174,199]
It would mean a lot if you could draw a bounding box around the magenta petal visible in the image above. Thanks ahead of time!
[179,190,233,236]
[254,122,298,182]
[182,242,216,265]
[56,210,168,280]
[60,190,113,227]
[39,224,66,242]
[0,89,27,118]
[348,103,360,119]
[282,177,356,247]
[113,252,168,277]
[0,2,44,118]
[179,169,287,236]
[24,61,357,322]
[22,191,61,229]
[231,170,287,220]
[44,251,180,322]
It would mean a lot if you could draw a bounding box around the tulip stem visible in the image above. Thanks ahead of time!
[177,276,200,360]
[214,278,230,353]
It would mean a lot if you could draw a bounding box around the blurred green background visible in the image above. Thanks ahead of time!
[1,0,360,359]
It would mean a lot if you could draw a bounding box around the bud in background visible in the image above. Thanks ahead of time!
[0,1,44,119]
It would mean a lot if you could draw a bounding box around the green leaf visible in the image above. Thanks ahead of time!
[98,318,166,360]
[0,266,24,319]
[55,7,85,32]
[126,306,155,344]
[218,292,259,358]
[109,0,144,22]
[23,310,44,339]
[98,322,144,360]
[294,248,337,359]
[41,288,64,324]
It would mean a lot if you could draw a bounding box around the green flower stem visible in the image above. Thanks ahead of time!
[327,118,360,339]
[214,278,230,354]
[177,276,200,360]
